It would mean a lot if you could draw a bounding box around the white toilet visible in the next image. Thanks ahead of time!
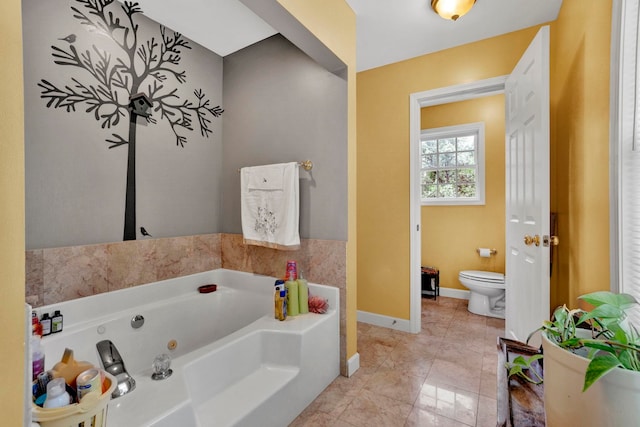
[459,270,505,319]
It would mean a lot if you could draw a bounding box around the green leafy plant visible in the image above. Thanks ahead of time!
[530,291,640,391]
[505,354,544,385]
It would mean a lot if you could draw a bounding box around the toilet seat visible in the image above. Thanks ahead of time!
[459,270,504,286]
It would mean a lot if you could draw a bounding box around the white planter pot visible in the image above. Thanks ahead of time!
[542,333,640,427]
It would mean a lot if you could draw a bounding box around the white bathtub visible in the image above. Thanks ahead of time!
[33,269,340,427]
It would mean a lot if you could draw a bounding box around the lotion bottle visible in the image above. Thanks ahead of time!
[297,271,309,314]
[285,272,299,316]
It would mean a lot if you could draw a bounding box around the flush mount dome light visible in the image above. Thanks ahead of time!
[431,0,476,21]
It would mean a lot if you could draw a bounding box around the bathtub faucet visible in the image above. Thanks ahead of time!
[96,339,136,398]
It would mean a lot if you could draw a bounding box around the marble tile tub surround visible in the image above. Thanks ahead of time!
[26,233,348,373]
[26,234,222,307]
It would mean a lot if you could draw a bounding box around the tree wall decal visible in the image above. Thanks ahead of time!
[38,0,223,240]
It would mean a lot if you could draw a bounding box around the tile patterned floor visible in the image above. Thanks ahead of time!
[290,296,505,427]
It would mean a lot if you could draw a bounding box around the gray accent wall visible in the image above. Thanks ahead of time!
[23,1,345,249]
[221,35,348,240]
[23,0,223,249]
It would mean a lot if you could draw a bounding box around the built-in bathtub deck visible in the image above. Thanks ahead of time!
[32,270,339,427]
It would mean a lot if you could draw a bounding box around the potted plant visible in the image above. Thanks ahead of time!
[531,291,640,426]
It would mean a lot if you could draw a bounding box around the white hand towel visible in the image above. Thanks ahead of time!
[241,162,300,250]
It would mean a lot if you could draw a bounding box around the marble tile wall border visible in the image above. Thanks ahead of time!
[25,233,349,375]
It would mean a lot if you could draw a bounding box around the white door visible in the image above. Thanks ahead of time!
[505,26,551,345]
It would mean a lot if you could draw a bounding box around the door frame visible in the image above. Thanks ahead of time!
[409,76,508,333]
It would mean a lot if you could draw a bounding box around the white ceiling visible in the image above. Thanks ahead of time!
[134,0,563,71]
[133,0,277,57]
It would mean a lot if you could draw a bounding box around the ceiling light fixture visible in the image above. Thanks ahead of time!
[431,0,476,21]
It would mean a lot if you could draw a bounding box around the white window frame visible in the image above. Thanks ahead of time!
[611,0,640,326]
[420,122,485,206]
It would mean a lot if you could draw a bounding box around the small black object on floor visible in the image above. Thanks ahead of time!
[421,266,439,299]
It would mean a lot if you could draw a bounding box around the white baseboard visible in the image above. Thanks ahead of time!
[357,310,412,333]
[346,352,360,377]
[439,287,470,300]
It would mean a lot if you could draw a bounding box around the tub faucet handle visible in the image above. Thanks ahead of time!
[152,353,173,380]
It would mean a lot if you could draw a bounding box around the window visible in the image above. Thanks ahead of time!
[612,0,640,326]
[420,122,485,205]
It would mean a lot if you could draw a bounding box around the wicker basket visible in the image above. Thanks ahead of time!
[32,372,117,427]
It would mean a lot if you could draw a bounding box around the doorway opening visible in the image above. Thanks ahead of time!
[409,76,507,333]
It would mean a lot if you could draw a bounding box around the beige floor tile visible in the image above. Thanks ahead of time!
[481,352,498,375]
[338,389,413,427]
[398,331,444,351]
[404,406,472,427]
[304,383,355,418]
[416,379,479,426]
[427,358,482,394]
[290,410,357,427]
[358,343,393,369]
[382,348,435,379]
[293,300,502,427]
[327,366,376,396]
[479,371,497,399]
[475,395,498,427]
[421,321,453,337]
[363,366,426,405]
[435,341,484,371]
[357,322,372,335]
[486,317,505,328]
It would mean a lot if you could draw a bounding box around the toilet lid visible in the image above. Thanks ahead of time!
[459,270,505,284]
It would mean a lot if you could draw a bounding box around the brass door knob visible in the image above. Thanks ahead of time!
[524,235,541,246]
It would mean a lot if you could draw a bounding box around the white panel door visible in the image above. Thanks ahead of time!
[505,26,551,345]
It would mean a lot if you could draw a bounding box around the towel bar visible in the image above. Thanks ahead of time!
[238,160,313,172]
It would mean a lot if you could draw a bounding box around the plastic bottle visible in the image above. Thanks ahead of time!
[275,290,287,321]
[274,280,285,319]
[285,273,299,316]
[31,335,45,381]
[280,290,288,320]
[51,310,63,333]
[43,378,71,408]
[40,313,51,336]
[31,312,42,337]
[297,271,309,314]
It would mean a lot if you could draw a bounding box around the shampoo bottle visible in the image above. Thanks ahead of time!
[52,310,63,333]
[285,273,299,316]
[40,313,51,336]
[297,271,309,314]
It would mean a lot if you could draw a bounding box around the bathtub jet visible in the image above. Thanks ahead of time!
[96,339,136,398]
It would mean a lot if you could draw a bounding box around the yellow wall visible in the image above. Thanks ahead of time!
[358,0,612,320]
[0,0,25,423]
[421,95,506,290]
[277,0,358,361]
[550,0,611,309]
[2,1,353,420]
[357,26,542,319]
